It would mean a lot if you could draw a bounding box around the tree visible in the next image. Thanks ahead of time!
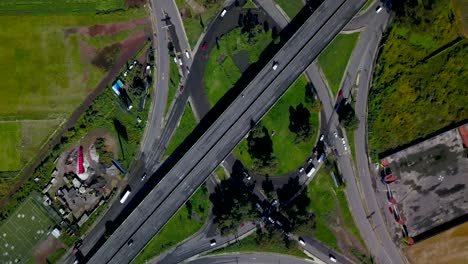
[247,123,277,174]
[288,103,313,143]
[262,175,274,198]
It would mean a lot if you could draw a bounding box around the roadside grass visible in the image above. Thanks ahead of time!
[175,0,225,48]
[234,75,320,175]
[306,168,338,249]
[0,0,126,14]
[0,197,56,263]
[215,166,228,180]
[368,0,467,156]
[347,129,357,168]
[318,33,360,96]
[46,247,67,263]
[166,56,182,115]
[358,0,375,15]
[243,0,257,9]
[212,232,310,259]
[204,26,273,106]
[306,165,365,251]
[164,103,197,156]
[0,123,21,171]
[274,0,304,19]
[132,185,210,264]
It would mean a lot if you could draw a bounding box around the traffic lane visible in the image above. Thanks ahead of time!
[156,223,256,264]
[353,10,403,263]
[187,253,314,264]
[333,136,393,264]
[343,0,384,31]
[299,236,353,264]
[107,0,370,259]
[89,0,362,261]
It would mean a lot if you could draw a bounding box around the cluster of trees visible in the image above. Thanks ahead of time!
[288,103,312,143]
[246,123,278,175]
[95,137,113,167]
[210,176,257,235]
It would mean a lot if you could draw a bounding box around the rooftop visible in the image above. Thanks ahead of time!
[381,124,468,238]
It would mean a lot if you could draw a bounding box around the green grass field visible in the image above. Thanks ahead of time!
[0,0,126,15]
[243,0,257,9]
[164,104,197,156]
[204,26,273,106]
[166,56,182,115]
[274,0,304,19]
[213,232,309,259]
[175,0,225,48]
[234,75,319,175]
[0,4,146,180]
[306,166,364,251]
[368,0,467,156]
[0,123,21,171]
[0,197,56,263]
[318,33,360,96]
[133,185,210,264]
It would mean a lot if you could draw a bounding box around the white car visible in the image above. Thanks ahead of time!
[173,57,178,64]
[319,134,324,141]
[299,167,305,173]
[210,239,216,246]
[329,254,337,262]
[178,57,183,66]
[185,50,190,59]
[376,6,383,13]
[298,237,306,246]
[272,62,278,70]
[333,131,338,138]
[220,9,227,17]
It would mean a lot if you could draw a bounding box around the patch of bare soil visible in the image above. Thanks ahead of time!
[186,0,205,14]
[125,0,146,8]
[33,236,64,264]
[405,222,468,264]
[81,18,150,37]
[330,190,367,262]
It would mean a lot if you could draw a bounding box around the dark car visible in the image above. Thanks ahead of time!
[202,42,208,51]
[179,85,184,93]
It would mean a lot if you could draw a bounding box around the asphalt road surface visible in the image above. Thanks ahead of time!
[187,253,314,264]
[87,0,367,262]
[307,3,405,264]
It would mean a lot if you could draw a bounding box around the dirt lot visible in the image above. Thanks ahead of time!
[67,18,150,36]
[405,222,468,264]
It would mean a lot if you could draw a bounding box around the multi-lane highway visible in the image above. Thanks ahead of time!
[87,0,367,262]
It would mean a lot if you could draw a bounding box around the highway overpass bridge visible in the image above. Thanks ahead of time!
[88,0,367,262]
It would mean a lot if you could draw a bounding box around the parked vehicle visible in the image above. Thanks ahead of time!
[329,254,337,262]
[185,50,190,59]
[376,6,383,13]
[202,42,208,51]
[305,164,316,178]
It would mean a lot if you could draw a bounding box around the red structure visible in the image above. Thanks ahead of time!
[384,174,396,183]
[78,146,84,174]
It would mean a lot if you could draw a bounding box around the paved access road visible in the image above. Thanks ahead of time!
[188,253,314,264]
[87,0,367,262]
